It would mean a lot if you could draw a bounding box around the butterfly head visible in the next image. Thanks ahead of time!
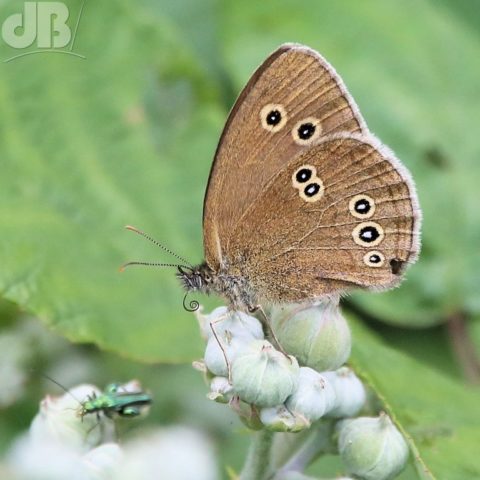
[177,263,214,294]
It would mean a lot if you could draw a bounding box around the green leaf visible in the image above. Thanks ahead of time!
[0,0,223,361]
[349,315,480,479]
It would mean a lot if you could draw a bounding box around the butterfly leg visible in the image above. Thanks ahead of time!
[249,304,290,359]
[209,313,233,383]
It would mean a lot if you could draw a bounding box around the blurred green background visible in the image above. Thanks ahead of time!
[0,0,479,478]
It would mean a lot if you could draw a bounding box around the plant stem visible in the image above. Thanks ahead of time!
[240,429,274,480]
[446,312,480,384]
[274,421,335,479]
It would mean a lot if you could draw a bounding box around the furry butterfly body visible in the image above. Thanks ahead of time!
[178,44,421,311]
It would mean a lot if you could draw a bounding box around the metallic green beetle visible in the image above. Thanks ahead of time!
[79,383,152,420]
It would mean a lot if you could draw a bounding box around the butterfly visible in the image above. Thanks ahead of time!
[132,44,421,315]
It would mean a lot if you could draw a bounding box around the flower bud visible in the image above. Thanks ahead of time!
[116,427,219,480]
[204,333,250,377]
[271,301,351,372]
[260,405,310,432]
[323,367,366,418]
[29,384,106,452]
[285,367,336,422]
[84,443,123,480]
[232,340,299,407]
[207,376,233,403]
[338,413,409,480]
[195,306,264,341]
[8,437,87,480]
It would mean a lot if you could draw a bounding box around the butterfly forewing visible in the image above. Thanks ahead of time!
[225,134,421,303]
[203,44,368,269]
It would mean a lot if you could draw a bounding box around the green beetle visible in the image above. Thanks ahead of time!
[79,382,152,420]
[41,374,152,422]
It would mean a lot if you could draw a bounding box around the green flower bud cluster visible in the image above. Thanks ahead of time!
[196,302,409,479]
[196,302,365,431]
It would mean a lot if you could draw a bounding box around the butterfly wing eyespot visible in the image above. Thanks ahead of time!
[260,103,288,132]
[349,194,376,219]
[363,250,385,268]
[292,117,321,145]
[352,221,385,247]
[298,178,324,203]
[292,165,317,188]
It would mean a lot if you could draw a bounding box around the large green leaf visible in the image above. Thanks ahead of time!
[349,316,480,479]
[0,0,224,361]
[218,0,480,327]
[1,0,479,359]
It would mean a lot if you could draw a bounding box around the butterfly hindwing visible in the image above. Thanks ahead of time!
[203,43,368,269]
[225,134,421,303]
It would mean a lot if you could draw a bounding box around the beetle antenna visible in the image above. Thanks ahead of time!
[38,372,83,405]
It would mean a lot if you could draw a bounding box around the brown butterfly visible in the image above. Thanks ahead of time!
[128,44,421,316]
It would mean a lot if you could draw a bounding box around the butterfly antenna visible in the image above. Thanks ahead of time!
[125,225,192,267]
[120,261,189,272]
[183,291,200,312]
[38,372,83,405]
